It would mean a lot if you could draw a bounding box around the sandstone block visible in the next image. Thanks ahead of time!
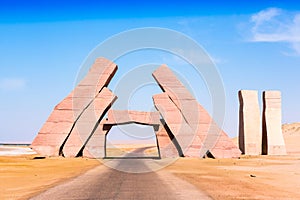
[153,65,241,158]
[262,91,287,155]
[83,123,107,158]
[38,122,74,134]
[31,57,117,157]
[238,90,262,155]
[46,110,78,122]
[62,87,117,157]
[153,93,196,157]
[105,110,160,126]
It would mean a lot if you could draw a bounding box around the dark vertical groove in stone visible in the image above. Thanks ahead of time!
[238,91,245,154]
[59,92,98,157]
[154,125,162,159]
[262,91,268,155]
[61,63,118,157]
[161,119,184,157]
[104,65,118,87]
[76,101,115,157]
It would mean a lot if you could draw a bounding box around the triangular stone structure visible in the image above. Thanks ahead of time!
[31,58,117,156]
[152,65,241,158]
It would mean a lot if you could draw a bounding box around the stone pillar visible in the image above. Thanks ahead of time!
[262,91,287,155]
[238,90,261,155]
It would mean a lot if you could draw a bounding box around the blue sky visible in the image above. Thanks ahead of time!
[1,1,300,142]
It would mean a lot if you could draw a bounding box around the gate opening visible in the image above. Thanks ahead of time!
[105,123,160,159]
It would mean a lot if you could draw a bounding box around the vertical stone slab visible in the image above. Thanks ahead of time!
[31,57,117,156]
[262,91,287,155]
[238,90,261,155]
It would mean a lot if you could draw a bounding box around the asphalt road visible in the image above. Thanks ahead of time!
[30,157,212,199]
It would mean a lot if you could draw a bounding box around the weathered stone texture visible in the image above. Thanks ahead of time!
[83,122,107,158]
[77,57,118,94]
[31,58,243,159]
[262,91,287,155]
[238,90,262,155]
[195,104,241,158]
[84,110,161,158]
[153,65,241,158]
[105,110,160,127]
[62,87,117,157]
[31,57,117,156]
[156,125,179,158]
[153,93,193,157]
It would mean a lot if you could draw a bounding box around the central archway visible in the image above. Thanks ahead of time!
[105,123,160,159]
[103,110,161,159]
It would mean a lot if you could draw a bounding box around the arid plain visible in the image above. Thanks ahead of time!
[1,123,300,200]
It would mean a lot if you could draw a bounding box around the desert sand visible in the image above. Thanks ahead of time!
[168,156,300,199]
[0,154,100,200]
[1,155,300,199]
[282,122,300,155]
[1,123,300,199]
[106,143,159,157]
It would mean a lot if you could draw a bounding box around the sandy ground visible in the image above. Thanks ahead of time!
[282,123,300,155]
[167,156,300,199]
[0,155,100,200]
[1,155,300,199]
[106,144,159,157]
[0,146,36,156]
[1,123,300,199]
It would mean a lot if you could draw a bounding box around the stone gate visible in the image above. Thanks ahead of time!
[31,57,241,158]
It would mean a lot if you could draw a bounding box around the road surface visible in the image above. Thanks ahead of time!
[31,156,212,199]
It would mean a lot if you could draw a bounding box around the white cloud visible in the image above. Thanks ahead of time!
[251,8,282,27]
[249,7,300,55]
[0,78,26,91]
